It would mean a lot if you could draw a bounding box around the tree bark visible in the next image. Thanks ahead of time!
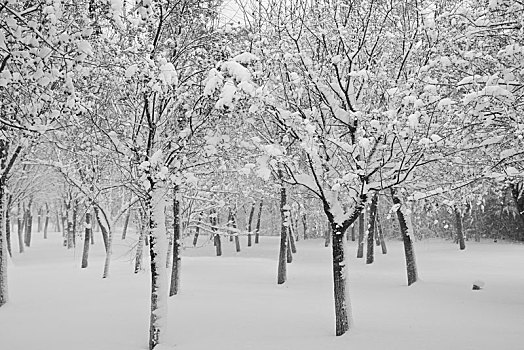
[231,211,241,252]
[66,199,74,249]
[192,212,202,246]
[366,192,378,264]
[17,202,23,253]
[147,186,168,350]
[356,211,365,258]
[72,200,77,247]
[211,209,221,256]
[247,202,255,247]
[169,185,181,296]
[454,205,466,250]
[510,183,524,240]
[81,211,92,268]
[277,174,288,285]
[43,203,49,239]
[302,212,308,240]
[324,222,331,247]
[0,183,7,307]
[135,210,146,273]
[5,197,12,257]
[286,233,293,263]
[25,200,33,247]
[376,216,387,254]
[390,188,418,286]
[331,225,352,336]
[37,208,42,232]
[254,200,263,243]
[122,209,131,240]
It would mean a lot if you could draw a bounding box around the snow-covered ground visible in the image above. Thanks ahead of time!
[1,231,524,350]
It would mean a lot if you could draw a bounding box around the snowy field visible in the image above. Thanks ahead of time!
[1,231,524,350]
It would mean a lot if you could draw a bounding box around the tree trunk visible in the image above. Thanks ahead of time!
[286,233,293,263]
[43,203,49,239]
[302,213,308,240]
[356,212,365,258]
[147,186,168,350]
[81,211,92,268]
[229,211,241,252]
[510,183,524,240]
[25,200,33,247]
[135,210,146,273]
[366,192,378,264]
[454,205,466,250]
[5,199,12,258]
[169,185,181,296]
[376,216,387,254]
[390,188,418,286]
[277,175,288,285]
[0,184,8,307]
[324,223,331,247]
[254,200,263,244]
[122,209,131,240]
[93,206,112,278]
[331,225,352,336]
[72,200,77,248]
[247,202,255,247]
[17,202,23,254]
[211,209,221,256]
[289,224,297,253]
[192,212,202,246]
[351,224,356,241]
[66,199,74,249]
[54,206,60,232]
[37,208,42,232]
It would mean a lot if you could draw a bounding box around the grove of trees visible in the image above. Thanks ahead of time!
[0,0,522,349]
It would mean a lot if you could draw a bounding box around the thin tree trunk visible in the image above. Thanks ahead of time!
[169,185,181,296]
[17,202,23,254]
[43,203,49,239]
[135,210,146,273]
[232,213,241,252]
[81,211,92,268]
[72,200,77,248]
[254,200,263,243]
[93,206,112,278]
[211,209,221,256]
[366,192,378,264]
[351,224,356,241]
[454,205,466,250]
[356,212,365,258]
[55,210,61,233]
[5,198,12,257]
[247,202,255,247]
[376,216,387,254]
[25,200,33,247]
[37,208,42,232]
[66,199,74,249]
[289,224,297,253]
[277,173,288,285]
[192,212,202,246]
[122,209,131,240]
[390,188,418,286]
[302,213,308,240]
[0,185,7,307]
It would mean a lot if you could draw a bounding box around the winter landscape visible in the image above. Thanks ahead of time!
[0,1,523,350]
